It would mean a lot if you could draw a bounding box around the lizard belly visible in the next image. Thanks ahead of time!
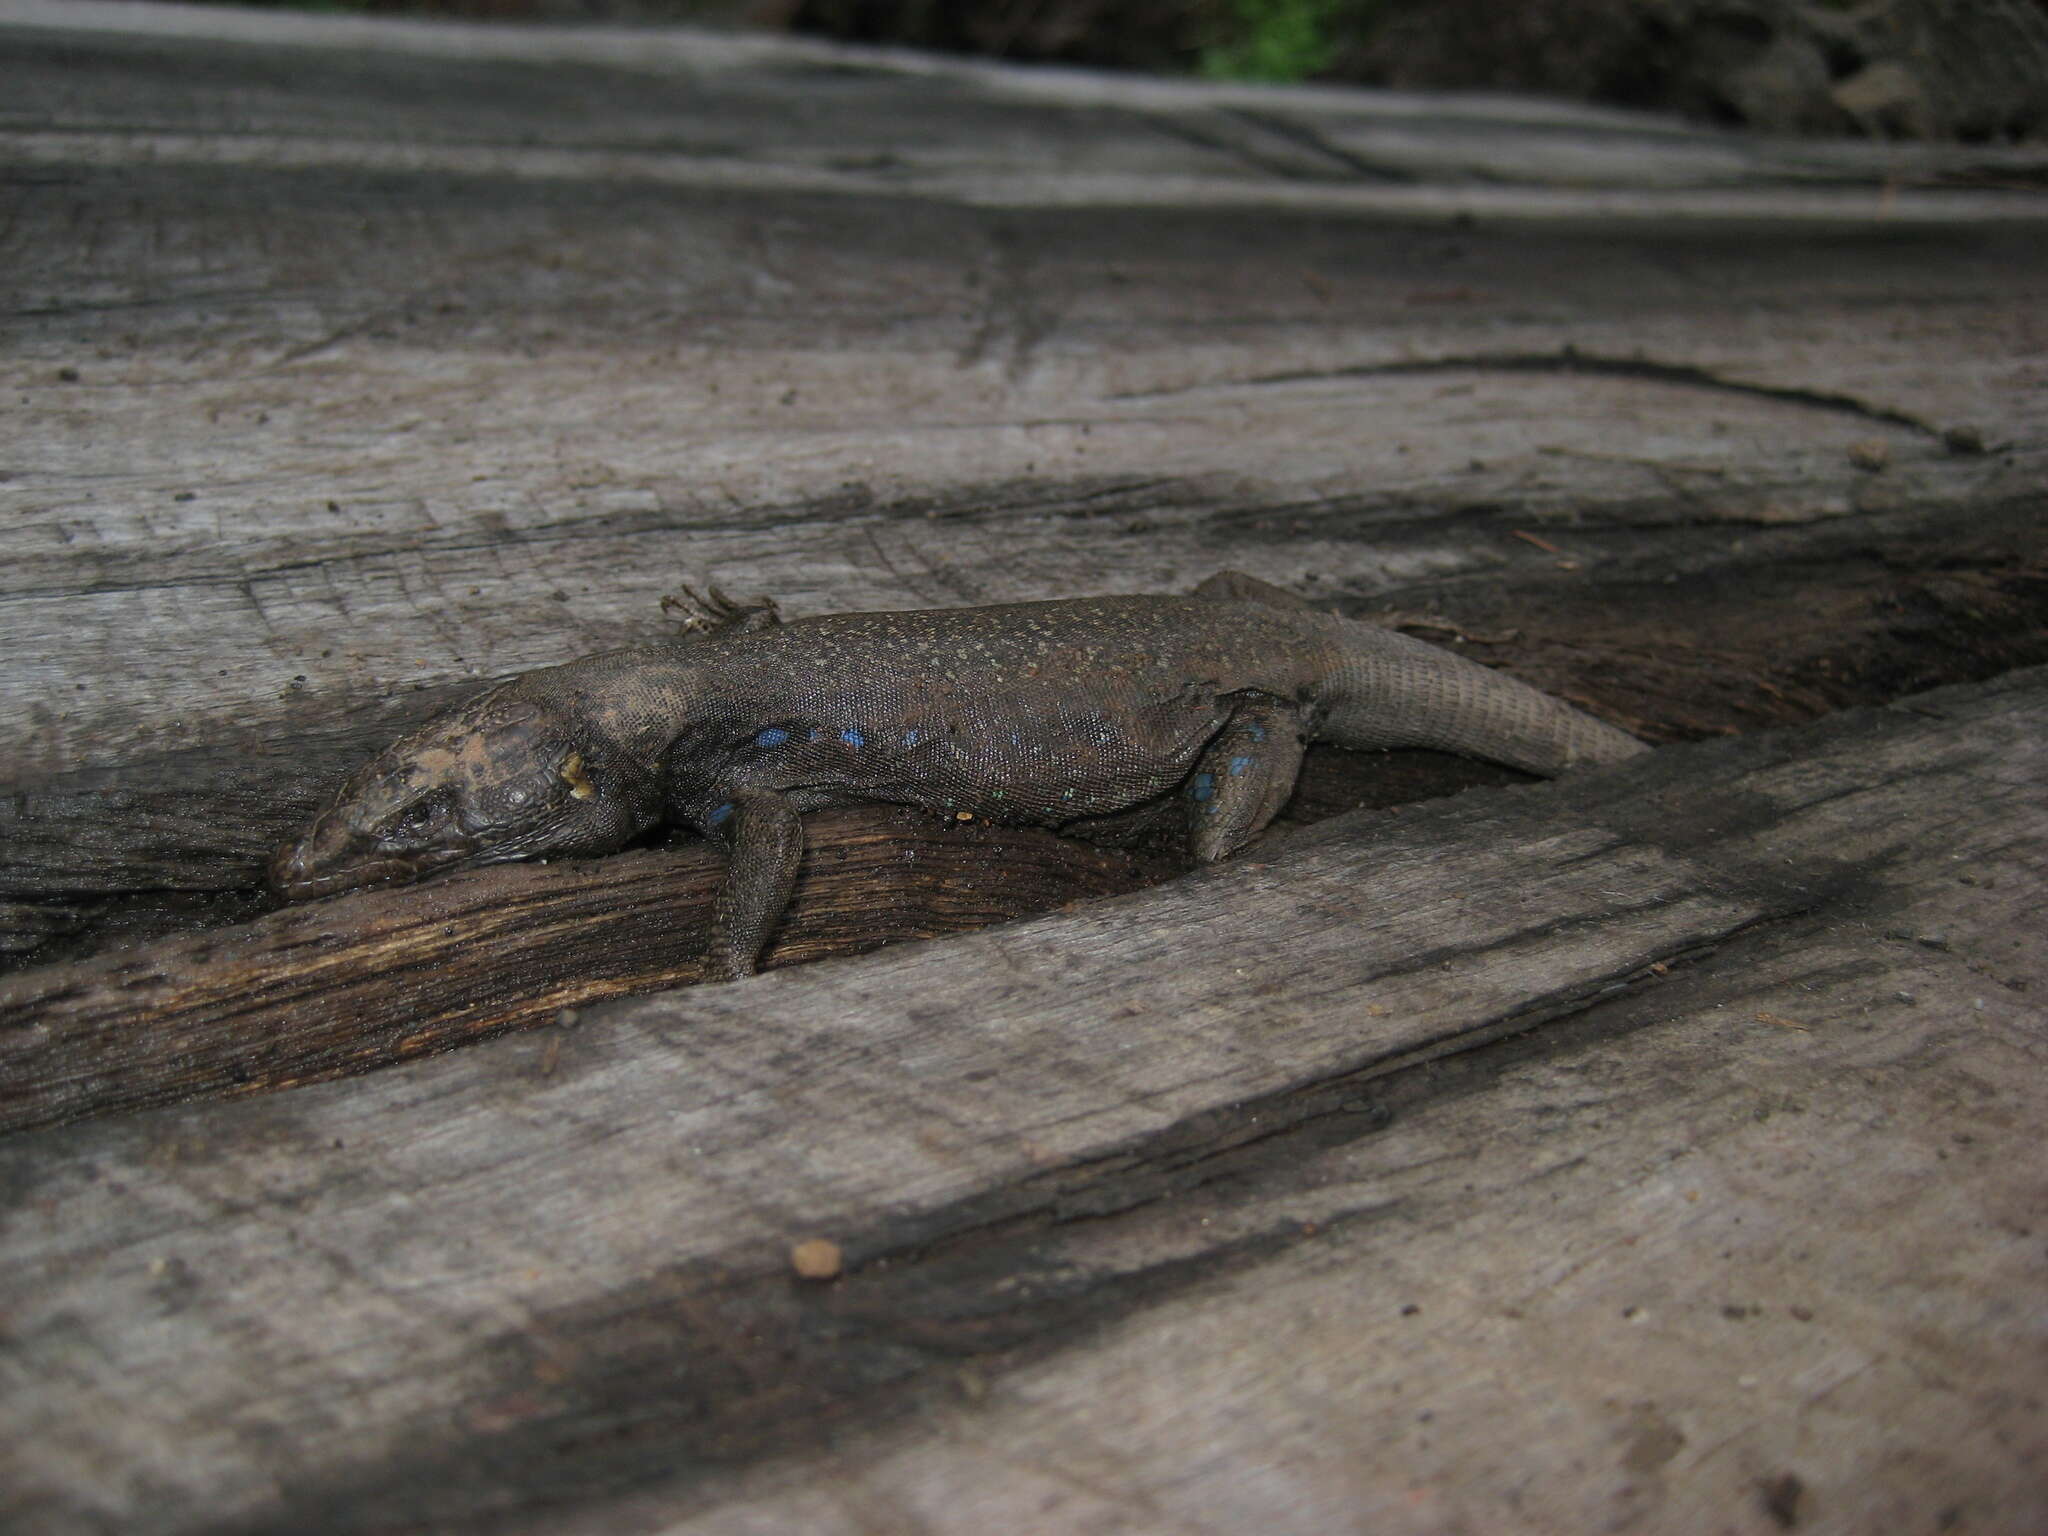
[919,693,1233,825]
[694,691,1236,830]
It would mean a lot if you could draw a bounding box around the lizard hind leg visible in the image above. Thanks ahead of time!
[1184,697,1307,863]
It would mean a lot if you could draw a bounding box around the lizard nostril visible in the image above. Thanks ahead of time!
[266,840,308,897]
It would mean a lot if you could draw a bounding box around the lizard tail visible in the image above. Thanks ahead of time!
[1310,615,1647,775]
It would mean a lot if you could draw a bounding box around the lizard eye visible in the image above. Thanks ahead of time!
[388,788,454,841]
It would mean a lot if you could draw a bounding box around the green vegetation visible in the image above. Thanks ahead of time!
[1198,0,1361,84]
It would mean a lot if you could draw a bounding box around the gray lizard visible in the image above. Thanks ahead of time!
[270,572,1645,979]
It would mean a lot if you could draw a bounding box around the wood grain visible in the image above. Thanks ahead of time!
[0,809,1171,1135]
[4,2,2045,787]
[1,669,2040,1534]
[5,3,2046,963]
[3,9,2047,1533]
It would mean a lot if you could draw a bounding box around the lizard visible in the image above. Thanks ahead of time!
[269,572,1646,980]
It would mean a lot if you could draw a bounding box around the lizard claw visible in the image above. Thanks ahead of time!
[660,583,782,637]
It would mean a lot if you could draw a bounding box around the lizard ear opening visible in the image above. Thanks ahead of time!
[559,752,597,801]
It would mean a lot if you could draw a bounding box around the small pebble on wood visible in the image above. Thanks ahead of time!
[790,1238,844,1281]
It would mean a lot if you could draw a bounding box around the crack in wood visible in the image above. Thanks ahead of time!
[0,810,1178,1135]
[1225,106,1421,184]
[0,477,1204,605]
[1110,347,1949,437]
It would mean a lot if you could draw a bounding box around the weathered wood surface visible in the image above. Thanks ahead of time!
[4,0,2046,968]
[3,7,2048,1532]
[6,494,2040,1127]
[0,809,1171,1135]
[3,670,2043,1534]
[4,1,2046,786]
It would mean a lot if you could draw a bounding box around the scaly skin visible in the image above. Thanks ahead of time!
[271,573,1646,979]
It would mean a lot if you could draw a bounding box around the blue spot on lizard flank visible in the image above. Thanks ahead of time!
[1228,755,1254,776]
[1247,724,1267,742]
[754,727,789,748]
[1190,773,1215,802]
[903,729,921,747]
[708,801,733,827]
[840,727,865,748]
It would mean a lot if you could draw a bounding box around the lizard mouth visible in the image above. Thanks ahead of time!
[267,836,471,903]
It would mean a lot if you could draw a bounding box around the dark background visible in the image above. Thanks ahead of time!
[236,0,2048,141]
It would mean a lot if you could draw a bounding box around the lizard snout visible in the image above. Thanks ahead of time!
[267,826,341,902]
[266,814,400,903]
[266,835,316,901]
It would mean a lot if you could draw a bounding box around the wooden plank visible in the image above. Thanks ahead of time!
[641,769,2048,1536]
[5,8,2045,963]
[14,197,2032,784]
[9,481,2043,971]
[0,809,1170,1135]
[1,15,2044,1530]
[7,0,2046,204]
[2,668,2040,1534]
[4,2,2045,788]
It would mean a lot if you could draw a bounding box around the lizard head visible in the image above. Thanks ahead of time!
[268,684,663,902]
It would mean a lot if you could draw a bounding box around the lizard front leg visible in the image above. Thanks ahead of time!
[660,582,783,637]
[702,790,806,981]
[1184,697,1307,862]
